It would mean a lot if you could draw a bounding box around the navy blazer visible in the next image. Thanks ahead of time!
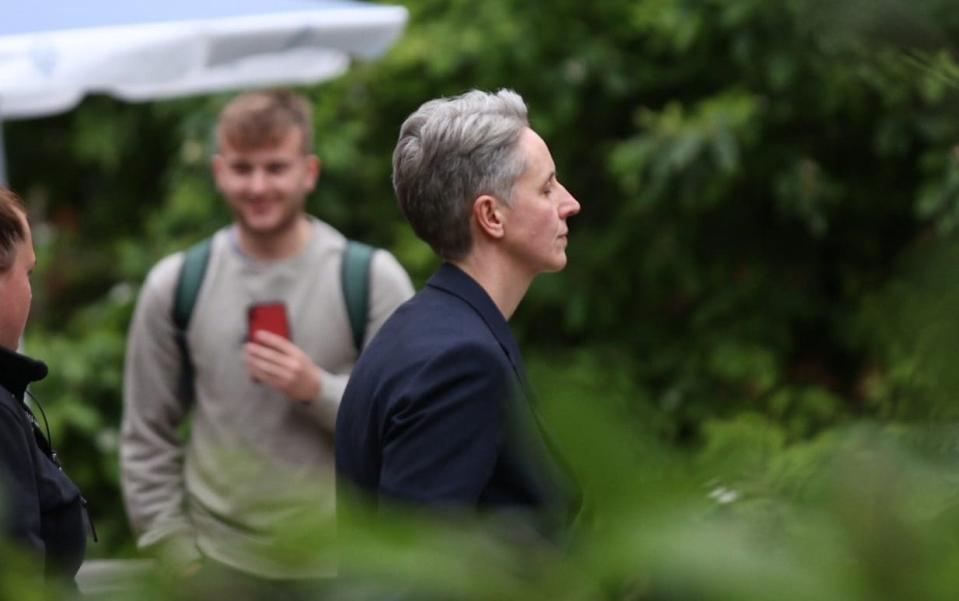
[336,263,571,535]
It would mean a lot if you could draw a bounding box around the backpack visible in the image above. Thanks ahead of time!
[171,237,374,400]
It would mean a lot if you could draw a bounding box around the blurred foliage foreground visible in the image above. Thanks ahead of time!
[8,387,959,601]
[9,0,959,597]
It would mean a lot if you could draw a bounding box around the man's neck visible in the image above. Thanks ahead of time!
[236,216,313,261]
[453,250,533,320]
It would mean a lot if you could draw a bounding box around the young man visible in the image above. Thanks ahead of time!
[335,89,581,539]
[121,91,414,580]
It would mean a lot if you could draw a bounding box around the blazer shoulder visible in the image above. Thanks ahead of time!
[407,298,504,356]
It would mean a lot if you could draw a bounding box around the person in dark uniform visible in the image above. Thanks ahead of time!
[0,186,88,584]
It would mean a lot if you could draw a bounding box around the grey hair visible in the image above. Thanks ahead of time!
[392,89,529,261]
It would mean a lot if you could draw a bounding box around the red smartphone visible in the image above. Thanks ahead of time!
[248,302,291,341]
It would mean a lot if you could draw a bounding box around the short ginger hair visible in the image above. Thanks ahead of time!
[216,90,314,154]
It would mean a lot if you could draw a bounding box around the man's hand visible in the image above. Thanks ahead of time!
[244,330,321,402]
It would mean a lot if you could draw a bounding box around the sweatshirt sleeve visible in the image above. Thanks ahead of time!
[119,255,201,565]
[305,249,414,429]
[0,401,45,569]
[363,249,415,349]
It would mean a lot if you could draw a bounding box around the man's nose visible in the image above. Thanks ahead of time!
[249,169,268,193]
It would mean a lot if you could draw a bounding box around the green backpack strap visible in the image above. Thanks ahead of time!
[341,240,374,353]
[171,236,371,397]
[172,238,213,401]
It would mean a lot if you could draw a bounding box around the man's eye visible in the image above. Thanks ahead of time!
[232,164,252,175]
[267,163,288,175]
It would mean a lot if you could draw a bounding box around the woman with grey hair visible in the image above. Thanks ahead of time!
[337,89,581,541]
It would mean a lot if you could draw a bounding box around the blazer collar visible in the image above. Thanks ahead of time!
[0,346,48,401]
[427,263,527,381]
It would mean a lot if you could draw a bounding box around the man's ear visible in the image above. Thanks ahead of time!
[305,155,321,190]
[473,194,507,240]
[211,155,226,190]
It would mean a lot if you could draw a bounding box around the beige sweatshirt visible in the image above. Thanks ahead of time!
[120,218,414,579]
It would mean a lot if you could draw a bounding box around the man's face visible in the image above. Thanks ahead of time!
[212,129,319,238]
[0,211,35,351]
[501,128,581,275]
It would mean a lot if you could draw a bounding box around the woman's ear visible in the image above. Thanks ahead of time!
[472,194,507,240]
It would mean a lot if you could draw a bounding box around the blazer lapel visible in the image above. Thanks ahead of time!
[427,264,578,524]
[426,264,529,389]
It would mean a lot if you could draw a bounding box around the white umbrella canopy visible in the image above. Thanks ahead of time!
[0,0,408,182]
